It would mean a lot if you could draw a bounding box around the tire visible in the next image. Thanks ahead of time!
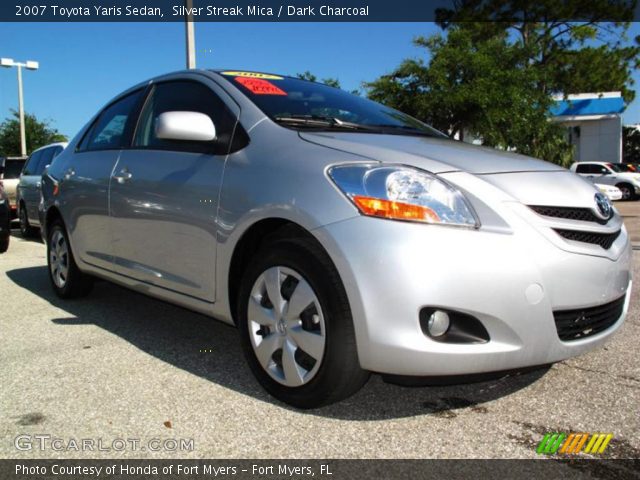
[47,219,93,299]
[0,235,8,253]
[616,183,636,201]
[19,204,37,238]
[237,232,369,408]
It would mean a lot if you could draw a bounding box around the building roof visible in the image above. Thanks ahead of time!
[550,92,625,117]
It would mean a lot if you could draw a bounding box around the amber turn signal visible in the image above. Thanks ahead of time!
[352,195,440,223]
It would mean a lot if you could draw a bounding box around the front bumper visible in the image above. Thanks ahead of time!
[313,210,632,376]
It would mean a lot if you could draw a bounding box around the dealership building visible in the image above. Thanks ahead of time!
[550,92,625,164]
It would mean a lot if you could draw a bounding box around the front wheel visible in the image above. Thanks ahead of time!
[237,235,369,408]
[47,220,93,299]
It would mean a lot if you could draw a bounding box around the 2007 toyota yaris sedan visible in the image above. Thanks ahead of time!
[40,70,632,408]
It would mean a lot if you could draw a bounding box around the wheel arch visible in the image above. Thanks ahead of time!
[227,218,332,325]
[44,205,64,239]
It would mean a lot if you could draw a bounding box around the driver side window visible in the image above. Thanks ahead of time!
[133,80,237,155]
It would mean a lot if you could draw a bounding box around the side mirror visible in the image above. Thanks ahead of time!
[155,111,216,142]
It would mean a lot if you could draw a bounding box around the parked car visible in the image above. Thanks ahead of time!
[41,71,632,408]
[594,183,623,201]
[0,156,27,218]
[17,142,67,237]
[0,184,10,253]
[570,161,640,200]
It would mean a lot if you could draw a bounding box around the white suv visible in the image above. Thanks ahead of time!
[570,162,640,200]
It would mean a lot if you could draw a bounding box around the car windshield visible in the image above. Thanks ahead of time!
[607,163,635,173]
[1,159,26,179]
[218,72,445,137]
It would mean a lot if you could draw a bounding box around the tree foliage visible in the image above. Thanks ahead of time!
[296,71,341,88]
[0,110,67,157]
[623,126,640,163]
[366,0,639,165]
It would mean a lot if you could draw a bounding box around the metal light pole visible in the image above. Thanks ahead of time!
[1,58,39,156]
[184,0,196,69]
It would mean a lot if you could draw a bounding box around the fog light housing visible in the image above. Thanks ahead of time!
[419,307,490,344]
[427,310,450,337]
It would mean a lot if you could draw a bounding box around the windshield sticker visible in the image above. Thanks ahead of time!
[235,77,287,95]
[222,71,283,80]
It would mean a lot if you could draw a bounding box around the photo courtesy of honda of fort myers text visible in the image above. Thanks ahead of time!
[1,0,640,479]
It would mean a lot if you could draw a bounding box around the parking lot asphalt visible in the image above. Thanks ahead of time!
[1,205,639,461]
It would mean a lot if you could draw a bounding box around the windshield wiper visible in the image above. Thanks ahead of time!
[367,124,438,137]
[274,115,438,137]
[274,115,380,132]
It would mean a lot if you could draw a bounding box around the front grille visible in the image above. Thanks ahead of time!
[529,205,609,225]
[554,295,625,341]
[553,229,621,249]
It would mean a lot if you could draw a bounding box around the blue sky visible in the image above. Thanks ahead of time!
[1,22,639,139]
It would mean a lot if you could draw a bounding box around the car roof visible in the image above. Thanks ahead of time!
[30,142,68,155]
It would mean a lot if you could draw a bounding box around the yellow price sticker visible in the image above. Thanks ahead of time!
[221,71,283,80]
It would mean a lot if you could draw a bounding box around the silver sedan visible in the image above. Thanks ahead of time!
[40,70,632,408]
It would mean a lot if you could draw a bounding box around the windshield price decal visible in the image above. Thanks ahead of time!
[235,77,287,95]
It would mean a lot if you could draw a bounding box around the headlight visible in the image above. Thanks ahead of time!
[328,164,479,227]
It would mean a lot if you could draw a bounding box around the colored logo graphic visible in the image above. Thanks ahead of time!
[536,433,613,455]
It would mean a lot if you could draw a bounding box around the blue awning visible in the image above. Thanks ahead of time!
[551,96,625,116]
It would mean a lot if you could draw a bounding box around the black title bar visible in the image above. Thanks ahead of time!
[2,0,639,22]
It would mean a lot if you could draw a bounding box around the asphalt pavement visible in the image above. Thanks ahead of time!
[0,208,638,462]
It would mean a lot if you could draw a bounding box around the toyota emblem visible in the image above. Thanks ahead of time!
[594,193,612,220]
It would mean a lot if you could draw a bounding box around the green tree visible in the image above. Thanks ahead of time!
[366,1,639,165]
[435,0,640,101]
[0,110,67,157]
[623,125,640,163]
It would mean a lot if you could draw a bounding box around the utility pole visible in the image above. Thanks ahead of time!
[1,58,39,156]
[16,65,26,156]
[185,0,196,69]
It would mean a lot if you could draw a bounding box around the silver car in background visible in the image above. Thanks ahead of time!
[41,70,632,408]
[17,142,67,237]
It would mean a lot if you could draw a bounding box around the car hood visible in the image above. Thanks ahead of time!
[618,172,640,180]
[300,132,565,174]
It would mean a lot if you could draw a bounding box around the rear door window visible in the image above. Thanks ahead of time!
[36,147,56,174]
[3,159,25,178]
[22,152,43,176]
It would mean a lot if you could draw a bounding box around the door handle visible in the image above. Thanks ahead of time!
[64,168,75,180]
[113,168,133,184]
